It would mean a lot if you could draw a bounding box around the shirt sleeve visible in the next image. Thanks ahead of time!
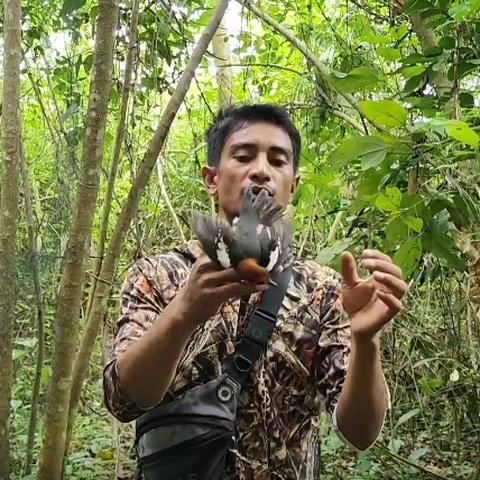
[312,273,351,418]
[312,272,390,451]
[102,256,175,423]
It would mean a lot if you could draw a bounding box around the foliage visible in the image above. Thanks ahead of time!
[1,0,480,478]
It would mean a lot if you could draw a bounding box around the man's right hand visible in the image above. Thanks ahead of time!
[175,254,267,327]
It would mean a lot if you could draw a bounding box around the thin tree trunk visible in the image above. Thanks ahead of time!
[156,158,186,243]
[36,1,119,478]
[85,0,141,324]
[409,12,453,102]
[0,0,22,477]
[212,19,234,108]
[66,0,230,454]
[19,143,46,476]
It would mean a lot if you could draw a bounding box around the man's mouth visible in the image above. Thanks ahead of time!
[250,185,274,197]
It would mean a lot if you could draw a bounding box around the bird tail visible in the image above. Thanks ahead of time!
[241,188,286,226]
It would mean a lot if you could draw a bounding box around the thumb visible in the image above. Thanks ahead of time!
[341,251,360,286]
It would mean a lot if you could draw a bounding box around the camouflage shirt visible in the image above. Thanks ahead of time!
[103,241,359,479]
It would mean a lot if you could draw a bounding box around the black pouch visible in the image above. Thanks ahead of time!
[135,374,240,480]
[134,267,291,480]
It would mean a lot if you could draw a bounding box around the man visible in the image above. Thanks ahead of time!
[103,104,407,479]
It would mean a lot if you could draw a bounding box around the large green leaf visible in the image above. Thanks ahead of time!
[330,135,393,170]
[377,46,401,62]
[423,231,466,271]
[330,67,381,93]
[358,100,408,127]
[444,120,480,148]
[393,237,423,277]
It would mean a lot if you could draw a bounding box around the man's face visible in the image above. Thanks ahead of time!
[202,122,299,222]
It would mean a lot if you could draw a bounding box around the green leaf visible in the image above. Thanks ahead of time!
[424,46,443,57]
[404,75,425,93]
[403,216,424,232]
[358,100,408,127]
[439,36,455,49]
[377,46,401,61]
[402,65,427,78]
[444,120,480,147]
[423,231,466,271]
[376,186,402,213]
[330,67,381,93]
[459,92,475,108]
[395,408,421,428]
[330,135,393,170]
[316,239,353,265]
[408,447,429,463]
[60,0,86,15]
[386,217,408,245]
[393,237,422,277]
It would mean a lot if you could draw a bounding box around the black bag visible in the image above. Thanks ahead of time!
[134,267,291,480]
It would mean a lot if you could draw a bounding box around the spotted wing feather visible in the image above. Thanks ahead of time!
[190,211,233,268]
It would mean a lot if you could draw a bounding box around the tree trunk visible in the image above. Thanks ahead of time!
[36,1,119,478]
[19,143,46,477]
[85,0,141,323]
[0,0,22,477]
[66,0,230,453]
[212,19,234,108]
[409,12,453,102]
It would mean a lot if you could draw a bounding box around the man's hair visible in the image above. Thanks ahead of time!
[205,104,301,171]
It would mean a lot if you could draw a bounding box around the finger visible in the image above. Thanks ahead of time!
[195,254,222,272]
[215,281,267,300]
[373,271,408,299]
[362,249,393,262]
[204,267,242,286]
[376,290,404,320]
[341,251,360,286]
[361,258,403,278]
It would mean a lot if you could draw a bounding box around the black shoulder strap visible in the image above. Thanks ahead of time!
[226,266,292,386]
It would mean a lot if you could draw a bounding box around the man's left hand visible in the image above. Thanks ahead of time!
[340,250,408,341]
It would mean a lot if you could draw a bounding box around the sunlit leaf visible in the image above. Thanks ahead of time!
[444,120,479,147]
[377,46,401,61]
[403,216,424,232]
[358,100,408,127]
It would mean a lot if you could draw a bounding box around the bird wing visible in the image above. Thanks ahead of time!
[258,217,294,272]
[190,211,234,268]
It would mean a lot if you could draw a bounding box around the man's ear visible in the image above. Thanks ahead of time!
[289,174,300,199]
[202,165,218,196]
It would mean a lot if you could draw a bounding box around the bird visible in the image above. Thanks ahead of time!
[190,186,293,285]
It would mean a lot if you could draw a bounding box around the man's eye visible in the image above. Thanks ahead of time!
[271,158,286,166]
[234,155,251,162]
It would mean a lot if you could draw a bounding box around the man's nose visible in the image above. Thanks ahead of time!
[248,154,271,183]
